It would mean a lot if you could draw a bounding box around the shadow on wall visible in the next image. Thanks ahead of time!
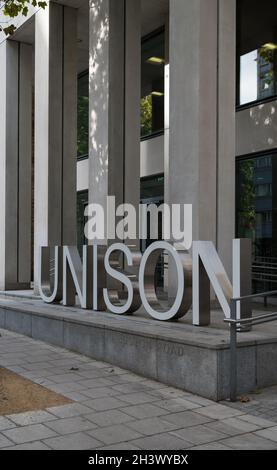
[89,0,109,195]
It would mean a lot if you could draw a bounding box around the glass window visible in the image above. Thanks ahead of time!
[237,0,277,106]
[236,153,277,292]
[77,190,88,256]
[140,176,165,288]
[77,73,89,158]
[141,30,165,138]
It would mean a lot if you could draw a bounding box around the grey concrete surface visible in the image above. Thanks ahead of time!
[1,296,277,400]
[0,328,277,450]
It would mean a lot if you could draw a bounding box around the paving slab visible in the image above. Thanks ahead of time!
[86,410,134,427]
[130,433,192,450]
[43,432,102,450]
[3,424,57,444]
[255,426,277,443]
[87,424,142,445]
[172,424,230,445]
[220,433,277,450]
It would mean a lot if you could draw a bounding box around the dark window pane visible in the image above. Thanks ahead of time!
[77,73,89,158]
[77,190,88,256]
[141,30,165,138]
[237,0,277,106]
[236,153,277,292]
[140,176,164,287]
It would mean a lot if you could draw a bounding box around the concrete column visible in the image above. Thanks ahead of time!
[0,40,32,290]
[34,2,77,292]
[89,0,141,245]
[217,0,236,275]
[167,0,236,276]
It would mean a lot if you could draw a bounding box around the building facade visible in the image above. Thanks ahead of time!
[0,0,276,296]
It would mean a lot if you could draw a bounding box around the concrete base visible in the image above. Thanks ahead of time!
[1,294,277,401]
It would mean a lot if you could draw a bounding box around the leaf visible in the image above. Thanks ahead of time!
[239,396,250,403]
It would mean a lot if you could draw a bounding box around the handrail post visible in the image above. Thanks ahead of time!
[230,299,237,402]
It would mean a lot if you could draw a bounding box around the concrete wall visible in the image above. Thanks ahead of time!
[0,40,32,290]
[141,135,164,178]
[34,3,77,292]
[77,159,89,192]
[89,0,141,245]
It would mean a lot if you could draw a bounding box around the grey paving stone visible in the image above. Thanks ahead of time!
[162,411,214,428]
[194,404,244,420]
[205,418,260,436]
[121,403,168,419]
[221,433,277,450]
[46,373,84,384]
[117,392,157,405]
[140,379,170,390]
[87,424,142,445]
[148,388,192,400]
[84,397,126,412]
[183,395,215,407]
[112,383,155,394]
[7,410,57,426]
[155,398,201,413]
[172,424,228,445]
[108,374,145,385]
[238,414,277,428]
[126,417,180,436]
[0,434,14,449]
[62,391,88,402]
[3,441,51,450]
[4,365,27,374]
[23,362,53,371]
[0,417,16,431]
[3,424,57,444]
[130,433,192,450]
[45,416,97,435]
[50,382,86,393]
[77,378,115,389]
[86,410,133,427]
[255,426,277,442]
[98,443,141,450]
[81,387,120,400]
[191,442,233,450]
[43,432,102,450]
[46,403,92,418]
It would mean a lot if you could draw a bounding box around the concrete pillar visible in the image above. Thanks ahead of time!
[0,40,32,290]
[167,0,236,276]
[217,0,236,275]
[34,2,77,292]
[89,0,141,245]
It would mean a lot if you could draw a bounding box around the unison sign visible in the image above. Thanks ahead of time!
[39,239,251,326]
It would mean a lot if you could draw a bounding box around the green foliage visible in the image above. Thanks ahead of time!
[0,1,47,35]
[237,160,256,239]
[77,95,89,157]
[140,95,153,137]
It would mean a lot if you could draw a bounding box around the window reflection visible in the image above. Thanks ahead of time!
[77,72,89,158]
[141,30,165,138]
[237,153,277,292]
[238,0,277,106]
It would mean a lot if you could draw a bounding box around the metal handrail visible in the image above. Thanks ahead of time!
[224,290,277,402]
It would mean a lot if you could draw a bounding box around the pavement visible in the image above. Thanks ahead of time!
[0,328,277,450]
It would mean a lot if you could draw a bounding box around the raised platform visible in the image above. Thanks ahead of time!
[0,292,277,401]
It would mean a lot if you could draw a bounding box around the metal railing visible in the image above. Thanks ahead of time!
[224,290,277,402]
[252,257,277,304]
